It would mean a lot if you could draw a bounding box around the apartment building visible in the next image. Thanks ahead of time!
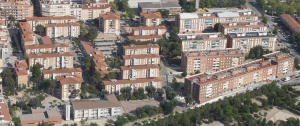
[219,21,268,35]
[81,3,111,20]
[263,52,295,78]
[138,2,181,15]
[19,107,62,126]
[123,44,160,56]
[0,102,12,125]
[24,43,69,54]
[42,68,82,79]
[90,50,109,77]
[178,32,227,51]
[0,0,33,20]
[19,22,36,46]
[99,13,120,35]
[184,51,294,104]
[42,3,71,17]
[181,49,245,74]
[131,26,166,36]
[25,16,77,31]
[103,77,162,94]
[56,75,81,100]
[175,11,258,33]
[27,52,74,69]
[123,54,160,66]
[127,35,163,42]
[121,64,160,79]
[140,12,162,26]
[93,33,118,56]
[45,23,80,38]
[280,14,300,36]
[15,59,28,68]
[14,67,28,86]
[71,94,121,121]
[227,32,277,53]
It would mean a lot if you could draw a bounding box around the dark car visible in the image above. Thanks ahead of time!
[75,51,81,53]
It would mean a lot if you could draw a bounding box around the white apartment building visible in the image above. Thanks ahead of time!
[103,78,162,94]
[27,52,74,69]
[42,3,71,17]
[71,94,121,121]
[120,64,160,79]
[122,54,160,66]
[123,44,160,56]
[25,16,77,31]
[45,23,80,38]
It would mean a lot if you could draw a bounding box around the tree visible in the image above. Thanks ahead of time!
[273,26,278,35]
[262,16,268,24]
[156,88,164,97]
[117,0,129,12]
[28,98,41,107]
[160,99,178,114]
[42,79,56,95]
[107,72,117,79]
[126,8,134,19]
[158,9,169,18]
[30,63,43,91]
[133,87,144,100]
[117,95,124,101]
[120,87,132,100]
[149,110,156,117]
[214,23,219,32]
[8,15,15,26]
[145,86,156,98]
[179,0,187,8]
[165,87,176,100]
[141,112,148,118]
[92,71,102,84]
[168,26,178,42]
[80,119,86,126]
[295,57,300,69]
[195,70,200,74]
[181,71,187,77]
[162,41,182,59]
[36,24,45,35]
[185,94,194,107]
[172,80,180,90]
[83,56,92,72]
[89,123,99,126]
[86,27,98,41]
[109,1,118,12]
[1,69,16,95]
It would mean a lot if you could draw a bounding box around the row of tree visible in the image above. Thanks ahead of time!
[257,0,298,16]
[197,0,246,8]
[248,45,271,59]
[117,86,165,101]
[1,69,17,96]
[179,0,197,12]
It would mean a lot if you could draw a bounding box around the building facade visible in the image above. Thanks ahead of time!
[127,35,163,42]
[184,52,294,104]
[0,0,33,20]
[138,2,181,15]
[99,13,120,35]
[56,75,81,100]
[131,26,166,36]
[120,64,160,79]
[175,11,259,33]
[123,44,160,55]
[227,32,277,53]
[80,3,111,20]
[25,43,70,54]
[42,68,82,79]
[122,54,160,66]
[280,14,300,36]
[45,23,80,38]
[25,16,77,31]
[27,52,74,69]
[218,21,267,35]
[14,67,28,86]
[181,49,245,74]
[140,12,162,26]
[19,22,36,46]
[103,77,162,94]
[71,94,121,121]
[178,32,227,51]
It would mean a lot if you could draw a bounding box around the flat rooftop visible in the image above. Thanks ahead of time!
[178,32,226,41]
[228,32,275,38]
[182,49,244,57]
[72,94,120,110]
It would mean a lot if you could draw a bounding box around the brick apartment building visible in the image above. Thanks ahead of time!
[25,16,77,31]
[175,11,258,33]
[103,77,162,94]
[90,50,109,77]
[56,75,81,100]
[19,107,62,126]
[45,23,80,38]
[227,32,277,53]
[122,54,160,66]
[0,0,33,20]
[14,67,28,86]
[131,26,166,36]
[81,3,111,20]
[42,68,82,79]
[138,2,181,15]
[123,44,160,55]
[184,51,294,104]
[99,13,120,35]
[27,52,74,69]
[280,14,300,36]
[218,21,268,35]
[24,43,70,54]
[120,64,160,79]
[181,49,245,74]
[139,12,162,27]
[15,59,28,68]
[19,22,36,46]
[178,32,228,51]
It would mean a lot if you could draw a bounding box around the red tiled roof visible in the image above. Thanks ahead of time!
[41,36,52,45]
[42,68,82,74]
[99,13,120,19]
[15,60,28,68]
[280,14,300,33]
[19,22,33,34]
[15,67,28,75]
[0,103,12,121]
[56,75,81,84]
[140,12,161,18]
[81,4,110,9]
[79,36,94,55]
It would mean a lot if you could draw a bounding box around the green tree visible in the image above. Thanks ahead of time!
[92,71,102,84]
[156,88,164,97]
[185,94,194,107]
[181,71,187,77]
[295,57,299,69]
[120,87,132,100]
[42,79,56,95]
[109,1,118,12]
[160,99,178,114]
[86,27,98,41]
[168,26,178,42]
[89,123,99,126]
[262,16,268,24]
[83,56,92,72]
[107,72,117,79]
[36,24,45,35]
[30,63,43,91]
[80,119,86,126]
[8,15,15,26]
[126,8,134,19]
[273,26,278,35]
[117,0,129,12]
[145,85,156,98]
[165,87,176,100]
[158,9,170,18]
[141,112,148,118]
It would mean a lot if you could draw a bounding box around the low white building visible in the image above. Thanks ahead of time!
[71,94,121,121]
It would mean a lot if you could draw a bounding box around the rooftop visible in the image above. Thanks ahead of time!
[120,64,159,70]
[42,68,82,74]
[138,2,181,9]
[91,50,105,59]
[25,43,69,49]
[131,25,166,31]
[14,67,28,75]
[79,36,94,55]
[178,13,198,19]
[123,44,159,49]
[103,77,162,85]
[81,3,110,9]
[25,16,76,21]
[122,54,160,59]
[19,22,33,34]
[45,23,80,27]
[27,52,73,58]
[263,51,295,62]
[280,14,300,33]
[127,35,163,40]
[206,8,246,12]
[72,94,120,110]
[19,107,61,122]
[55,75,81,84]
[140,12,162,18]
[182,49,244,57]
[0,103,12,122]
[228,32,275,38]
[21,34,34,41]
[99,13,120,20]
[93,58,108,67]
[220,21,266,28]
[178,32,226,41]
[41,36,53,45]
[95,67,108,77]
[15,60,28,68]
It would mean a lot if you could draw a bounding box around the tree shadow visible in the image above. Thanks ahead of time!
[106,119,115,124]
